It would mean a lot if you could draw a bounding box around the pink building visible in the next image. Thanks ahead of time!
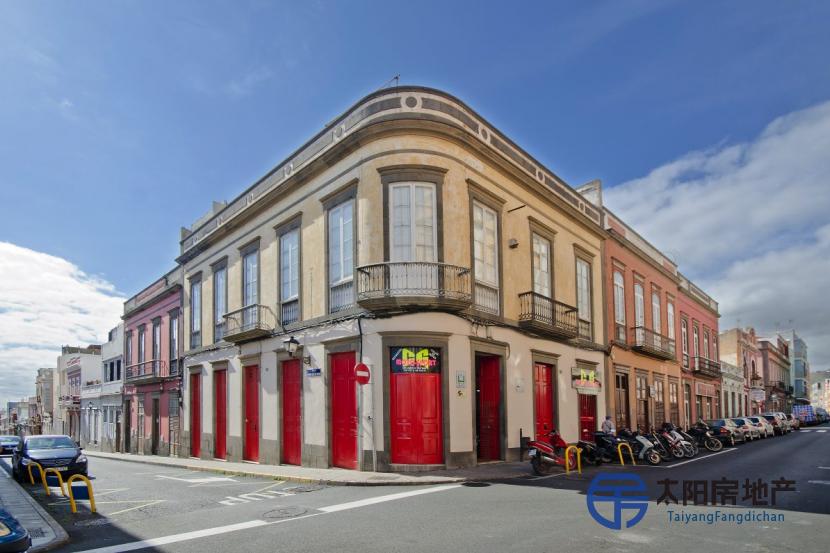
[122,267,182,456]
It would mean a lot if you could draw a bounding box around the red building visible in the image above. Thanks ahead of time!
[677,274,721,422]
[122,267,183,456]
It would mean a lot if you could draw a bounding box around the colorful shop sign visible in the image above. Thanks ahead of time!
[390,347,441,374]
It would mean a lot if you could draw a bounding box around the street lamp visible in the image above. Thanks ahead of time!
[284,336,300,357]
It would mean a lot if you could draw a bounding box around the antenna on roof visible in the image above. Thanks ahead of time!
[379,74,400,90]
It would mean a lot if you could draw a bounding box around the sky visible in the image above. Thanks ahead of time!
[1,1,829,405]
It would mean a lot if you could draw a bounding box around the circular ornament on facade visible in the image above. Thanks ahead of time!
[405,96,418,108]
[481,128,489,141]
[335,125,344,138]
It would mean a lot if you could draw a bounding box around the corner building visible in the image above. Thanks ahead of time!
[180,87,607,471]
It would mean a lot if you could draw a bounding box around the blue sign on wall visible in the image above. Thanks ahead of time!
[306,368,322,377]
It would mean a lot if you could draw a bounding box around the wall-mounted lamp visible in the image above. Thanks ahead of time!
[284,336,300,357]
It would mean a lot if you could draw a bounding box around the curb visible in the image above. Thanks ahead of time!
[83,452,467,487]
[6,474,70,553]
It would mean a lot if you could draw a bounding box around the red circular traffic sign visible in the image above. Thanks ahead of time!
[354,363,371,385]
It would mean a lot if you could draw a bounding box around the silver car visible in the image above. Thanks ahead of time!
[748,416,775,438]
[732,417,761,440]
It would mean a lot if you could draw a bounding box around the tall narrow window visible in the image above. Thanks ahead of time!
[169,313,178,365]
[138,326,145,363]
[693,324,700,363]
[634,282,645,345]
[152,319,161,374]
[667,301,676,340]
[651,291,661,334]
[280,228,300,324]
[190,279,202,349]
[703,331,710,359]
[390,183,436,262]
[669,382,679,426]
[242,248,259,328]
[613,271,626,341]
[532,234,551,298]
[654,379,665,426]
[576,258,592,339]
[213,265,226,341]
[681,319,689,368]
[472,201,499,314]
[328,200,354,312]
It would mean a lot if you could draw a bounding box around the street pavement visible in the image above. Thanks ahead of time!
[2,422,828,553]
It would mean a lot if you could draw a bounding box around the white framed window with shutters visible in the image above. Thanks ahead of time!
[532,233,552,298]
[575,256,592,338]
[390,182,437,262]
[328,199,354,312]
[634,282,645,327]
[667,300,676,340]
[190,278,201,349]
[213,265,226,342]
[241,246,259,328]
[472,200,499,313]
[613,270,626,342]
[652,290,661,334]
[280,228,300,324]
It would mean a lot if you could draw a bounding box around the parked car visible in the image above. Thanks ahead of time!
[748,416,775,438]
[761,413,788,435]
[0,508,31,553]
[785,414,801,430]
[0,436,20,456]
[818,408,830,424]
[774,412,793,433]
[731,418,761,440]
[11,435,87,482]
[706,419,746,445]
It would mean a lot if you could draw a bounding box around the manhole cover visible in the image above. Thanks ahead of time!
[28,528,46,538]
[462,481,491,487]
[75,518,113,528]
[283,484,324,493]
[263,506,307,520]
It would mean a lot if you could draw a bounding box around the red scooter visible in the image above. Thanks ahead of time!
[527,429,577,475]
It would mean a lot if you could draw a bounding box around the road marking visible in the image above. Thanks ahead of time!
[818,467,830,470]
[218,489,295,506]
[107,500,167,516]
[817,430,827,433]
[808,480,830,485]
[319,484,462,513]
[524,472,570,481]
[75,484,461,553]
[156,474,237,484]
[658,448,738,468]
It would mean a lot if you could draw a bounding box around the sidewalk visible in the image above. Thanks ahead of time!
[0,468,69,552]
[85,451,536,485]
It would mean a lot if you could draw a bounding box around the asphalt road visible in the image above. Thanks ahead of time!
[2,423,829,553]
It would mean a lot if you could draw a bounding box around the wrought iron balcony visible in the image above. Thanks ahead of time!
[518,292,578,339]
[126,359,170,382]
[613,323,627,344]
[630,326,676,360]
[223,305,277,343]
[692,357,721,378]
[578,319,593,341]
[356,262,472,313]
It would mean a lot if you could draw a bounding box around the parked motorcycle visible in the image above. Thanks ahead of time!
[577,439,603,466]
[661,423,697,458]
[527,429,577,475]
[649,430,681,461]
[686,425,724,452]
[617,429,661,465]
[592,431,620,464]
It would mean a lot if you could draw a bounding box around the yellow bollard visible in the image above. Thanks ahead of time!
[617,442,636,466]
[26,462,48,494]
[564,445,583,474]
[43,468,67,497]
[67,474,96,514]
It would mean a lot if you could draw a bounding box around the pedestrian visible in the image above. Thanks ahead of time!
[601,415,615,435]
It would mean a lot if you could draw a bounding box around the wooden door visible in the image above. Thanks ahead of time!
[281,359,302,465]
[476,355,501,461]
[244,365,260,462]
[330,352,357,469]
[534,363,554,439]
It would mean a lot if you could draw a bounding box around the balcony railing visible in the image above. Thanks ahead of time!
[692,357,721,378]
[126,359,170,381]
[356,262,472,313]
[281,299,300,325]
[474,282,500,315]
[518,292,579,339]
[630,326,676,360]
[223,304,277,343]
[614,323,627,343]
[578,319,593,341]
[329,281,355,313]
[214,321,226,342]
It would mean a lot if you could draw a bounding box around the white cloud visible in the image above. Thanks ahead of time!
[0,243,124,406]
[225,66,273,97]
[605,100,830,370]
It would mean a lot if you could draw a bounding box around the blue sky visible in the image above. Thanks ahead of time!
[2,1,830,402]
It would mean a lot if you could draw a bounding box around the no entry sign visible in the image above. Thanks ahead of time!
[354,363,371,385]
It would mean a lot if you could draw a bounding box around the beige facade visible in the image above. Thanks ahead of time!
[179,87,607,471]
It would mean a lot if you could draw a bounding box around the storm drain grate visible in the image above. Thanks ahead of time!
[29,528,46,538]
[283,485,324,493]
[263,506,308,520]
[461,481,491,487]
[74,518,113,528]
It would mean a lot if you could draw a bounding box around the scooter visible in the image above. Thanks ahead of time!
[527,429,577,475]
[577,439,603,466]
[618,428,661,465]
[686,426,724,452]
[660,428,695,458]
[649,430,679,461]
[593,431,620,464]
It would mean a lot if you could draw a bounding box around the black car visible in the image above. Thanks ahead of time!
[11,435,88,482]
[0,436,20,456]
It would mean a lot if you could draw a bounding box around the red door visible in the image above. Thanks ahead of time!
[330,352,357,469]
[391,368,443,465]
[534,363,554,439]
[189,373,201,457]
[579,394,597,441]
[244,365,260,462]
[476,355,501,461]
[214,370,227,459]
[281,359,302,465]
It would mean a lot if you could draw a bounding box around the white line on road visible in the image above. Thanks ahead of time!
[156,474,237,484]
[74,484,462,553]
[817,430,827,433]
[318,484,462,513]
[658,447,738,468]
[808,480,830,485]
[107,500,167,517]
[818,467,830,470]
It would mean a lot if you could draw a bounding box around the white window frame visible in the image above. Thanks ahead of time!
[651,291,661,334]
[328,200,355,286]
[242,249,259,308]
[634,283,645,327]
[389,182,437,263]
[693,325,700,357]
[667,300,675,340]
[576,257,592,322]
[472,201,499,287]
[191,280,202,334]
[532,233,552,298]
[214,266,226,325]
[280,229,300,302]
[613,271,625,325]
